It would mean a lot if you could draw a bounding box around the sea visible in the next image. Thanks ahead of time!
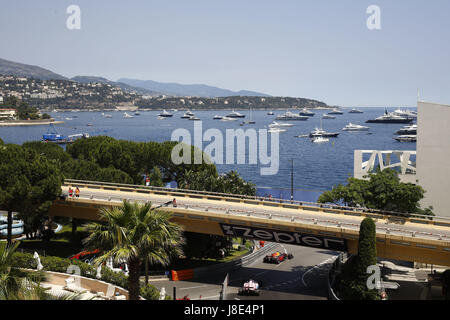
[0,107,416,201]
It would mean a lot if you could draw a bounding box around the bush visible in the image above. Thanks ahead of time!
[140,283,168,300]
[99,267,129,289]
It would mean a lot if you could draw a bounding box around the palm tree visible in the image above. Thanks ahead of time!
[83,200,184,300]
[0,241,83,300]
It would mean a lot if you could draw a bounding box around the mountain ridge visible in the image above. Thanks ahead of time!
[117,78,271,98]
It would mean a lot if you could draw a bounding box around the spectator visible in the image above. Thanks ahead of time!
[75,187,80,198]
[68,187,73,197]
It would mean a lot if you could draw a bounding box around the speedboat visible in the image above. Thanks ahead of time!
[299,108,315,117]
[348,108,364,113]
[322,114,336,119]
[327,108,344,115]
[158,109,173,117]
[312,136,329,143]
[226,110,245,118]
[275,111,308,121]
[269,121,293,128]
[102,113,112,118]
[213,115,223,120]
[134,111,140,116]
[267,111,274,115]
[188,116,200,121]
[342,123,370,131]
[123,112,134,118]
[395,124,417,135]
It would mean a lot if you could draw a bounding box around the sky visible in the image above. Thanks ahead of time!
[0,0,449,107]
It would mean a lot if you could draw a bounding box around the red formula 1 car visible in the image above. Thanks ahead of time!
[263,251,294,264]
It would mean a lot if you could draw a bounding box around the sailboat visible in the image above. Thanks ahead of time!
[241,106,256,125]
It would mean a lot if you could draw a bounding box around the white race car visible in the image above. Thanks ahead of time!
[238,279,261,296]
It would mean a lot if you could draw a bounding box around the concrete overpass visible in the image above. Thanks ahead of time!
[49,179,450,267]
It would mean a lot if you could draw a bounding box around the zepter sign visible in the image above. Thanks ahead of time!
[220,224,347,251]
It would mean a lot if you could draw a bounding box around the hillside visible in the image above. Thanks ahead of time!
[118,78,270,98]
[0,58,67,81]
[71,76,160,96]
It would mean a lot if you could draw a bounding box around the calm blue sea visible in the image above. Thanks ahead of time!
[0,108,416,197]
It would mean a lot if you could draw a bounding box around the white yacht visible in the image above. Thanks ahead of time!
[213,115,223,120]
[158,109,173,117]
[342,123,370,131]
[268,128,287,133]
[312,136,329,143]
[366,110,414,123]
[327,108,344,115]
[322,114,336,119]
[395,124,417,135]
[123,112,134,118]
[226,110,245,118]
[268,121,293,128]
[188,116,200,121]
[394,135,417,142]
[267,111,274,115]
[220,116,238,121]
[102,112,112,118]
[393,108,417,119]
[299,108,315,117]
[275,111,308,121]
[348,108,364,113]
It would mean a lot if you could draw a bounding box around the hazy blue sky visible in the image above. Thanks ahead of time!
[1,0,449,107]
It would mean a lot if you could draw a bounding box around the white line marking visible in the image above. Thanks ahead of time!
[301,256,337,287]
[179,285,209,290]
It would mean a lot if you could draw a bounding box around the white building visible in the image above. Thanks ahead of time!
[0,108,17,120]
[416,101,450,217]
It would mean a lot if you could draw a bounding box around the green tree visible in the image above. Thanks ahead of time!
[146,166,164,187]
[336,218,379,300]
[83,200,184,300]
[0,144,63,244]
[318,169,433,216]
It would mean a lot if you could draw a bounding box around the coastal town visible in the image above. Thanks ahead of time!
[0,74,333,111]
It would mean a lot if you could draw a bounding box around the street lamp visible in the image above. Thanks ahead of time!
[290,158,294,203]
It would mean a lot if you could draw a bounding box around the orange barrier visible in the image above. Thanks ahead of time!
[171,269,194,281]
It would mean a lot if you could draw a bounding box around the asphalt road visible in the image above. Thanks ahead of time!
[146,243,339,300]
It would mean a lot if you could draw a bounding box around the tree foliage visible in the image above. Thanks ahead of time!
[0,144,63,242]
[335,218,379,300]
[318,169,433,215]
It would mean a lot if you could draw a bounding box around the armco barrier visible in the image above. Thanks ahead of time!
[191,242,278,280]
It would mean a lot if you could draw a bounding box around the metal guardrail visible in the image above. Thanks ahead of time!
[63,179,450,230]
[56,191,450,243]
